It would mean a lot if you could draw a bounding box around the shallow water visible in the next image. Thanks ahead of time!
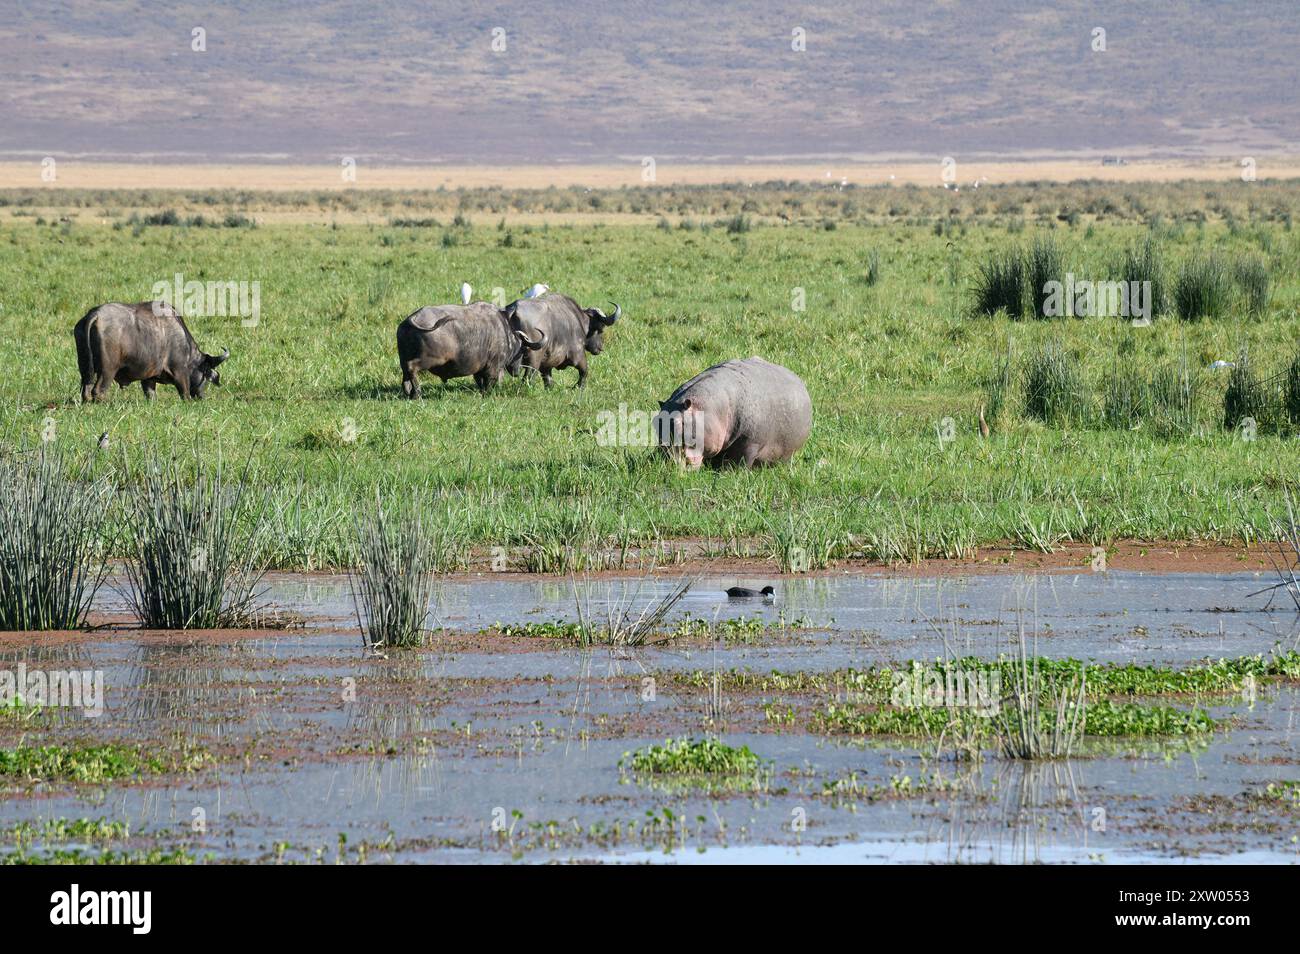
[3,569,1298,864]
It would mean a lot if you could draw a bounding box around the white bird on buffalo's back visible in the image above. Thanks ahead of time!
[460,282,472,305]
[523,283,549,299]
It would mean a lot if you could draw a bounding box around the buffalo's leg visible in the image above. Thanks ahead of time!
[76,335,95,404]
[574,358,588,388]
[402,366,421,399]
[474,371,491,393]
[91,363,116,403]
[541,369,554,389]
[141,380,157,401]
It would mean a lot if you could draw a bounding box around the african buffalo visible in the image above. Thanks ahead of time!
[657,357,812,469]
[506,293,620,388]
[397,301,544,397]
[73,301,228,402]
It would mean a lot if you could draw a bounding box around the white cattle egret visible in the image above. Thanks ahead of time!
[460,282,472,305]
[523,283,550,298]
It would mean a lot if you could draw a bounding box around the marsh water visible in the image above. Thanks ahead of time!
[3,569,1298,864]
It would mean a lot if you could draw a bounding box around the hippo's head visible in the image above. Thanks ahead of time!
[505,325,545,376]
[582,302,621,355]
[655,397,704,469]
[189,348,229,398]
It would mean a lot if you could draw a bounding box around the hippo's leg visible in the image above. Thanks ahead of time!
[741,442,768,469]
[141,380,157,401]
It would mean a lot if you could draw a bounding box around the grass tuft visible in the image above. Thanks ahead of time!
[1174,253,1231,321]
[350,497,436,648]
[1026,236,1066,320]
[972,246,1026,318]
[0,451,108,631]
[123,462,266,629]
[1024,342,1088,425]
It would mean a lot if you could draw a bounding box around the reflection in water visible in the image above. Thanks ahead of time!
[343,655,443,808]
[128,642,259,739]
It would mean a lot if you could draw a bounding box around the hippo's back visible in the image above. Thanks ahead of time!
[673,357,811,461]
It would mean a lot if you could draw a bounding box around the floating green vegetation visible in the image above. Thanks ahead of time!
[813,698,1215,739]
[495,612,808,645]
[1,846,199,865]
[676,650,1300,701]
[818,770,984,807]
[1255,780,1300,807]
[495,619,585,640]
[621,736,765,776]
[6,817,130,845]
[0,743,210,784]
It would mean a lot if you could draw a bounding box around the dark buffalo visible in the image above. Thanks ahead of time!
[657,357,812,469]
[73,301,228,402]
[506,294,620,388]
[397,301,544,397]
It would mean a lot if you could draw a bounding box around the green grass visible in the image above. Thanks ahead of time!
[2,206,1300,570]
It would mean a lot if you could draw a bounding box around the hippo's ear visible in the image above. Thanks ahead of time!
[680,397,693,411]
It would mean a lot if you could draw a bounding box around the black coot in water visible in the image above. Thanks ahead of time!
[725,585,775,599]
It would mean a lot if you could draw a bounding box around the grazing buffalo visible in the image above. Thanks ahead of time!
[657,357,811,469]
[506,294,620,388]
[73,301,228,402]
[397,301,544,397]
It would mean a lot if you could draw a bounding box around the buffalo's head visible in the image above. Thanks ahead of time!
[189,348,229,398]
[582,302,621,355]
[505,324,545,375]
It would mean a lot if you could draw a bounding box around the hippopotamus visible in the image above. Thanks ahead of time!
[656,357,811,468]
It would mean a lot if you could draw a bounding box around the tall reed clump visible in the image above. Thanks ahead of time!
[1149,353,1200,436]
[573,578,694,647]
[1234,256,1270,319]
[1120,235,1165,318]
[1026,236,1066,320]
[123,462,266,629]
[1102,368,1151,430]
[1222,347,1271,433]
[350,497,435,648]
[0,452,108,631]
[1173,253,1231,321]
[1023,342,1088,425]
[972,246,1026,318]
[864,248,882,286]
[993,626,1087,760]
[1286,352,1300,429]
[982,343,1017,428]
